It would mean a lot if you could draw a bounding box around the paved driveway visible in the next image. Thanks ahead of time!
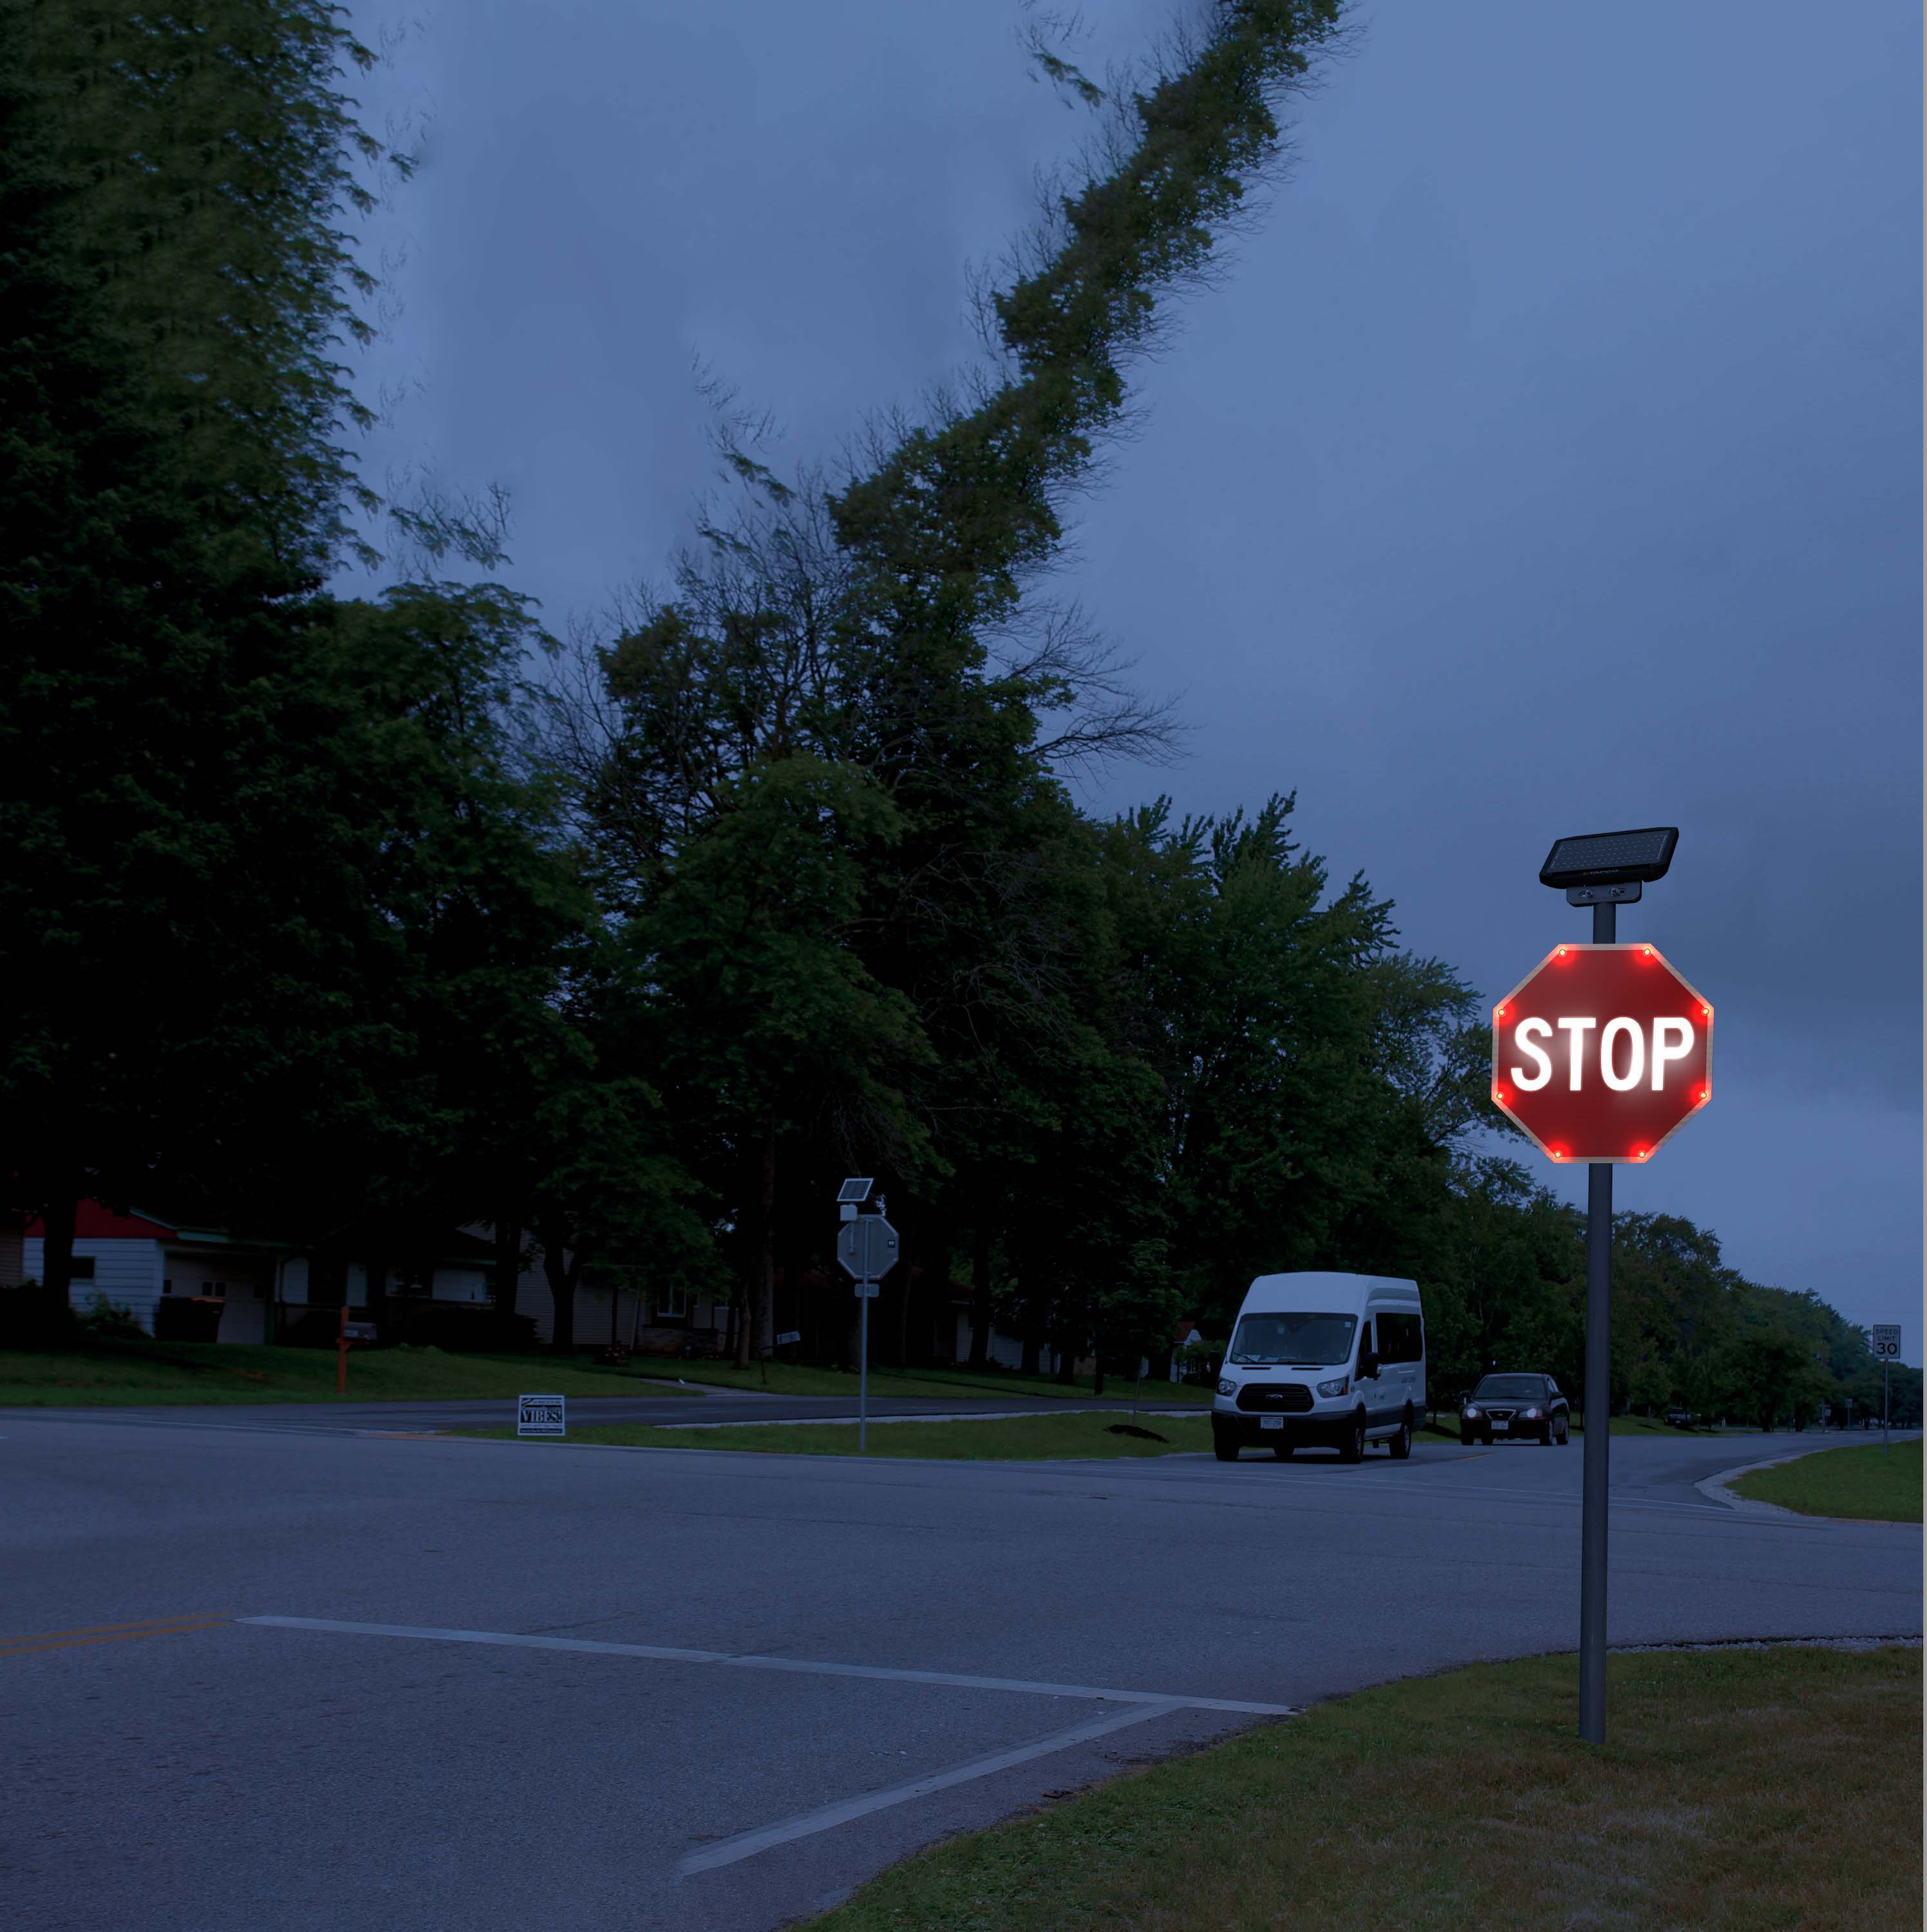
[3,1415,1917,1932]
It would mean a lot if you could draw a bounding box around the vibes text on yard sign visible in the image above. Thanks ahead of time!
[1490,943,1714,1166]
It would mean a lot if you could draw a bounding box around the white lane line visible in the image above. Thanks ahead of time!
[236,1618,1298,1715]
[678,1700,1186,1876]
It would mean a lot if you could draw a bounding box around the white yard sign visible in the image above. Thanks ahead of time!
[518,1394,566,1437]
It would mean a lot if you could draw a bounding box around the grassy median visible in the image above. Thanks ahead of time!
[1731,1439,1921,1523]
[0,1343,701,1406]
[0,1343,1212,1411]
[620,1358,1213,1406]
[807,1643,1922,1932]
[458,1411,1215,1459]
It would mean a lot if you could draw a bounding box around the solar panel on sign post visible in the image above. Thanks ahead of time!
[1539,827,1678,887]
[836,1177,874,1204]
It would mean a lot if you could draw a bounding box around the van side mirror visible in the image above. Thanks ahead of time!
[1358,1350,1379,1380]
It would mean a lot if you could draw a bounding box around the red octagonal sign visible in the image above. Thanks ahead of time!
[1491,944,1713,1166]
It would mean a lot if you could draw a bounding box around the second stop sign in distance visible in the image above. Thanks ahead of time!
[1491,943,1713,1165]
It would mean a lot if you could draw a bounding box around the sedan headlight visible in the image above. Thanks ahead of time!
[1316,1375,1349,1398]
[1522,1406,1543,1420]
[1216,1378,1237,1397]
[1462,1404,1481,1418]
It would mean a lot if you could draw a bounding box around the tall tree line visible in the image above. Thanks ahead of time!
[1,3,1897,1430]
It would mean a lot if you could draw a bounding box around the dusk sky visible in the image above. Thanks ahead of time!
[344,1,1921,1347]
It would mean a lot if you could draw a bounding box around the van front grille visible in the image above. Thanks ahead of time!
[1237,1382,1312,1413]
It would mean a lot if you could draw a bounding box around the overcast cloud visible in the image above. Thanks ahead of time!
[345,1,1921,1343]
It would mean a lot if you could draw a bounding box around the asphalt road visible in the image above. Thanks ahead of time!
[3,1413,1917,1932]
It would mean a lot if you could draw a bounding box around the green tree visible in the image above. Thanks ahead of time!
[641,755,930,1361]
[0,1,402,1319]
[554,3,1351,1350]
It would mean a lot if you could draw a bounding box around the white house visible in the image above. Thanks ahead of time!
[23,1204,496,1344]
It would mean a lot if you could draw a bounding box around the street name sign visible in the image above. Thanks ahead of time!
[836,1215,899,1283]
[1871,1325,1902,1360]
[1491,943,1714,1164]
[518,1394,566,1437]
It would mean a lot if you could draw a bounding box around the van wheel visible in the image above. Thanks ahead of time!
[1212,1422,1239,1463]
[1339,1414,1366,1463]
[1389,1413,1413,1459]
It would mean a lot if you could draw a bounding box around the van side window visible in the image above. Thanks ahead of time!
[1377,1311,1424,1363]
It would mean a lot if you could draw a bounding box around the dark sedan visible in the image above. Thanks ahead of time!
[1460,1373,1570,1446]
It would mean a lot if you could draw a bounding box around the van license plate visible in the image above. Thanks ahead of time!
[1259,1416,1284,1430]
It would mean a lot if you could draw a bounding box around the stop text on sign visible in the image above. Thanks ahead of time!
[1508,1016,1695,1092]
[1490,943,1713,1165]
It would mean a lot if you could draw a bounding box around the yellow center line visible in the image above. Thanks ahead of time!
[0,1616,230,1656]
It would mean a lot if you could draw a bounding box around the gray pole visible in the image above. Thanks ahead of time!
[1578,896,1615,1745]
[858,1280,870,1454]
[1882,1359,1888,1458]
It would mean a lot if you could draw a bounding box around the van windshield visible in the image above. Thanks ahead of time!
[1230,1311,1357,1367]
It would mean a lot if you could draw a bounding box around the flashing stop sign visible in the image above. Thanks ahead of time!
[1492,943,1713,1164]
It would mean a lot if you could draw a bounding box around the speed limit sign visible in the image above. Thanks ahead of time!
[1871,1325,1902,1360]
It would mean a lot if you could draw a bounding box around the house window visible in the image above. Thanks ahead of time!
[163,1279,174,1296]
[654,1287,689,1323]
[70,1256,97,1281]
[202,1280,227,1298]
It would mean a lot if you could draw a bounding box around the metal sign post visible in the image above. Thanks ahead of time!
[836,1202,899,1453]
[1579,900,1614,1750]
[1494,828,1712,1748]
[1871,1327,1901,1457]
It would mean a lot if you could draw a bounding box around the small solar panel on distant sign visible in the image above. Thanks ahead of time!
[836,1177,874,1204]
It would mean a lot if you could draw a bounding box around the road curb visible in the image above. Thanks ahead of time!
[1693,1441,1919,1520]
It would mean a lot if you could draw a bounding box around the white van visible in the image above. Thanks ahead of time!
[1210,1271,1425,1463]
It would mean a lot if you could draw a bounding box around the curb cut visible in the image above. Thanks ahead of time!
[1695,1447,1816,1518]
[1694,1438,1923,1521]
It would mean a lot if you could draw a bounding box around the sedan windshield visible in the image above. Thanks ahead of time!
[1472,1375,1548,1401]
[1230,1312,1357,1367]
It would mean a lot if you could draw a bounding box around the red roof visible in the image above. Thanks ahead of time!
[24,1201,178,1241]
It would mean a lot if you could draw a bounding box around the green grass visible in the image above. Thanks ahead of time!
[456,1410,1217,1461]
[0,1343,1217,1411]
[1427,1414,1718,1441]
[805,1644,1922,1932]
[0,1342,701,1407]
[1731,1438,1922,1522]
[623,1356,1213,1406]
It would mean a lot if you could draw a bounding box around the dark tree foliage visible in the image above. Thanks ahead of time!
[0,5,615,1326]
[1,0,1885,1423]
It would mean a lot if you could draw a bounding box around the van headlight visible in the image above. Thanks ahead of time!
[1315,1375,1349,1398]
[1216,1378,1236,1397]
